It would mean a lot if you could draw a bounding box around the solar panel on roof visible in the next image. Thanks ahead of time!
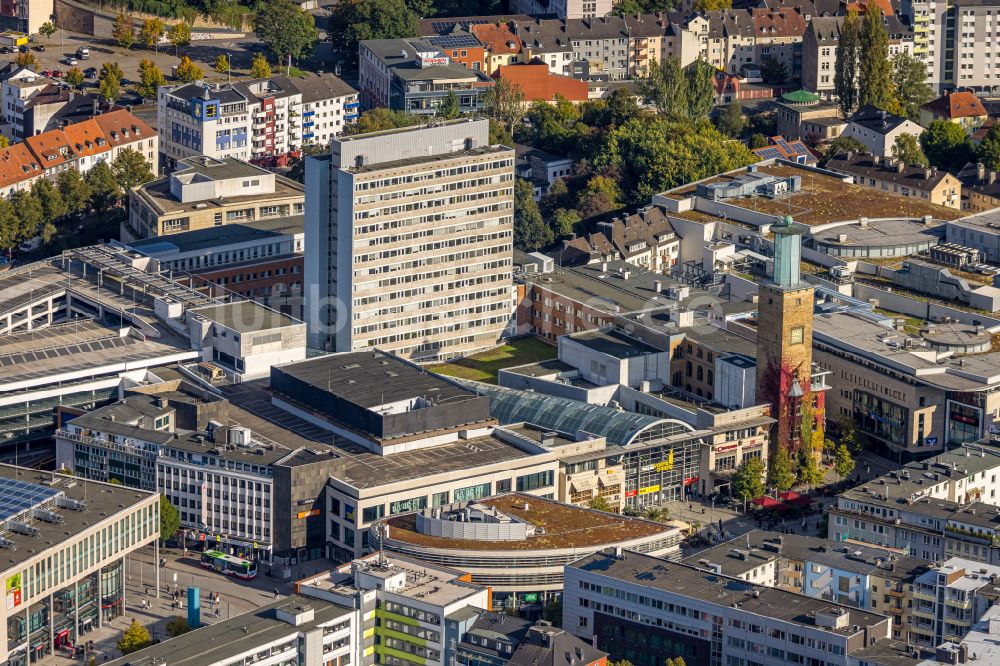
[429,34,481,48]
[0,478,61,522]
[755,148,782,159]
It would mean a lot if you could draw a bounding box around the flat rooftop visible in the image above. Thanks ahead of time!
[189,301,302,333]
[567,328,660,358]
[133,172,304,216]
[572,550,889,636]
[0,465,155,573]
[347,145,510,174]
[667,163,962,227]
[302,553,483,607]
[847,639,923,666]
[172,156,272,182]
[812,218,943,249]
[106,593,352,666]
[129,216,303,256]
[274,351,478,410]
[380,493,677,551]
[948,208,1000,231]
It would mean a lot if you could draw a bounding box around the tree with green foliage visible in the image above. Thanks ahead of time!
[166,616,192,637]
[255,0,319,61]
[168,22,191,50]
[38,21,56,42]
[65,67,84,90]
[598,116,756,205]
[834,443,856,481]
[514,178,552,251]
[685,59,715,121]
[31,178,67,224]
[99,75,120,103]
[329,0,417,64]
[112,149,155,192]
[139,18,165,51]
[439,90,460,119]
[798,450,824,490]
[820,135,867,166]
[137,59,166,100]
[250,52,271,79]
[175,55,204,83]
[761,56,788,85]
[893,132,928,167]
[541,596,562,627]
[666,659,688,666]
[484,76,525,137]
[921,120,975,172]
[717,100,746,138]
[768,446,796,492]
[84,162,121,213]
[859,6,893,110]
[749,133,770,149]
[112,10,135,50]
[344,108,420,135]
[517,96,581,155]
[834,9,861,116]
[57,169,91,216]
[609,661,635,666]
[640,56,688,119]
[892,52,933,121]
[587,495,613,512]
[214,54,230,74]
[0,198,21,256]
[101,61,124,85]
[978,123,1000,171]
[117,620,152,655]
[551,207,581,238]
[576,174,621,218]
[694,0,730,8]
[11,189,42,242]
[160,495,181,543]
[732,456,766,506]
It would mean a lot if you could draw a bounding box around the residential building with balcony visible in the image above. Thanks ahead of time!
[125,156,304,240]
[304,119,514,361]
[157,74,358,170]
[909,558,1000,648]
[564,549,892,666]
[920,91,988,134]
[358,38,494,115]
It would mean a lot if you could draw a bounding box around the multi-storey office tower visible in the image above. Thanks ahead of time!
[305,119,515,361]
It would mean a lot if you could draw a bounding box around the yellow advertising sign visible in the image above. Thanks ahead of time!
[654,449,674,473]
[638,485,661,495]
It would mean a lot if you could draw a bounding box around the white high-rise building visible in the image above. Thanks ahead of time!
[304,119,515,361]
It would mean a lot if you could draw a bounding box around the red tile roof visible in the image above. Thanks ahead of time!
[470,23,521,55]
[495,63,588,102]
[91,109,154,148]
[922,91,987,119]
[0,142,42,189]
[751,7,807,38]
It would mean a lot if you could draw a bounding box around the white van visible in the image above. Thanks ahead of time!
[18,236,40,252]
[76,47,89,59]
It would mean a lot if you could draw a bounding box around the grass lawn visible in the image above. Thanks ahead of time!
[427,337,556,384]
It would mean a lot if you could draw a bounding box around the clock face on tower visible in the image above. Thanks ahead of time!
[790,326,804,345]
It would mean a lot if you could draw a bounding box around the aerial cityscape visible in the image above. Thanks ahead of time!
[5,0,1000,664]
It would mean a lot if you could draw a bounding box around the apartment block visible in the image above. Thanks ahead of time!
[909,0,1000,92]
[358,39,495,115]
[0,109,156,198]
[910,558,1000,648]
[510,0,613,20]
[126,156,304,240]
[304,119,514,361]
[0,466,160,666]
[564,549,892,666]
[157,74,358,170]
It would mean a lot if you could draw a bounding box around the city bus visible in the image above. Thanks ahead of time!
[200,550,258,580]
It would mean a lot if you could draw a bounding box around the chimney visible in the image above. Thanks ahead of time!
[991,171,997,185]
[978,162,986,180]
[924,168,932,180]
[872,155,880,166]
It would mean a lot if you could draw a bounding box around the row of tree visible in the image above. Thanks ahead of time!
[0,149,155,254]
[730,440,855,505]
[834,7,934,120]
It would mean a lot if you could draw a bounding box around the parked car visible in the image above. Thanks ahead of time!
[50,69,64,78]
[18,236,40,253]
[84,67,97,79]
[34,44,44,51]
[64,56,77,66]
[76,47,89,59]
[18,45,28,53]
[0,47,11,54]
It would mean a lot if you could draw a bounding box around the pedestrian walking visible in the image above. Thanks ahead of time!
[273,587,279,600]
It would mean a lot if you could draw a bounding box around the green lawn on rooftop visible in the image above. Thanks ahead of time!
[427,337,556,384]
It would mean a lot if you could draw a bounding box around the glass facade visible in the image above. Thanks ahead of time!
[946,394,984,445]
[853,389,908,447]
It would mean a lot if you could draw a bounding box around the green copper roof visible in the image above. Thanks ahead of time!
[781,90,820,104]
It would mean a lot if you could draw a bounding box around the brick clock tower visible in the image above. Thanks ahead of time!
[755,215,825,459]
